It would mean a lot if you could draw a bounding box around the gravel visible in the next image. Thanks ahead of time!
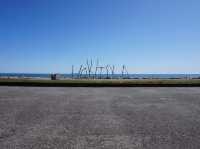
[0,87,200,149]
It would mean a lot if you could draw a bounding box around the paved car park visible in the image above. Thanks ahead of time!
[0,87,200,149]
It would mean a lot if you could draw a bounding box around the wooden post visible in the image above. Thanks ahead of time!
[122,65,125,79]
[95,59,99,79]
[106,65,109,79]
[111,65,115,79]
[81,67,88,78]
[71,65,74,79]
[99,67,104,79]
[86,59,93,79]
[121,65,129,79]
[78,65,83,78]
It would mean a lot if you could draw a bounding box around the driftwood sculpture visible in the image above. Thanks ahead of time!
[86,59,93,78]
[121,65,129,78]
[72,59,128,79]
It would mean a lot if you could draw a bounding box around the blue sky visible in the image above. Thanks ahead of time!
[0,0,200,73]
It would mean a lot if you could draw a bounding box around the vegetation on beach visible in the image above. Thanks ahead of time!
[0,78,200,87]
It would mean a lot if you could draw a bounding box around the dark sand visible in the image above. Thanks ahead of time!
[0,87,200,149]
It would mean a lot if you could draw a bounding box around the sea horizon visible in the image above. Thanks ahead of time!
[1,72,200,79]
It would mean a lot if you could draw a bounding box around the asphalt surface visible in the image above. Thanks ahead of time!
[0,87,200,149]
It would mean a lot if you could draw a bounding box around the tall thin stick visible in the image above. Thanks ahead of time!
[71,65,74,79]
[95,59,99,79]
[86,59,93,78]
[78,65,83,78]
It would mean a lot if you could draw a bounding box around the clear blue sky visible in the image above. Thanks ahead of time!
[0,0,200,73]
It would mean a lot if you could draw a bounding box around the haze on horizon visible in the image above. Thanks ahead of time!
[0,0,200,74]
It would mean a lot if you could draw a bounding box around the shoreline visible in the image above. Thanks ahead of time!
[0,78,200,87]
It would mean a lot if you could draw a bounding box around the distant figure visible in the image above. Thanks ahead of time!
[51,74,57,80]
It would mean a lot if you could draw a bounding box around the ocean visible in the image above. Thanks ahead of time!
[0,73,200,79]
